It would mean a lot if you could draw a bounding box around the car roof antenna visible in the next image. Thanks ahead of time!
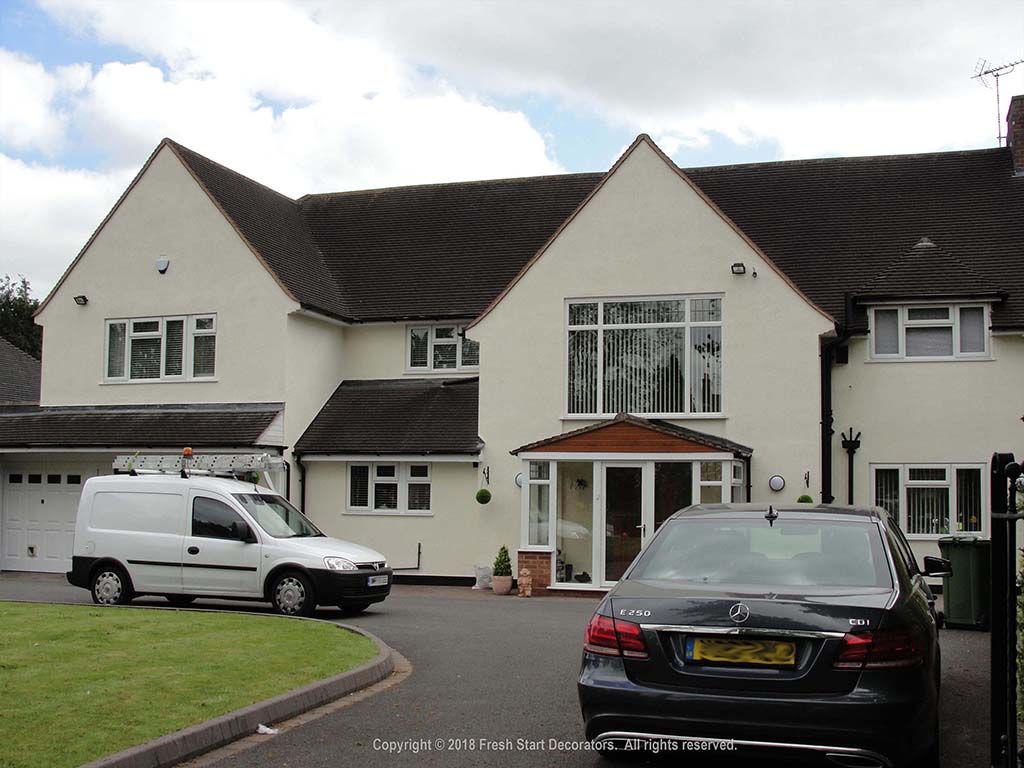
[765,505,779,527]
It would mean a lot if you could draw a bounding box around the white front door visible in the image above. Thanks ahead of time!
[2,462,106,573]
[600,463,650,585]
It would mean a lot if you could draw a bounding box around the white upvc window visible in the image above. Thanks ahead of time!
[566,295,723,417]
[346,462,432,514]
[869,304,989,360]
[870,462,986,539]
[406,323,479,372]
[522,460,555,548]
[104,314,217,382]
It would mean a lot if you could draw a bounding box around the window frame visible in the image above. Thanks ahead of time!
[564,293,725,419]
[345,462,433,515]
[870,462,987,540]
[868,303,991,361]
[405,322,479,374]
[104,313,218,383]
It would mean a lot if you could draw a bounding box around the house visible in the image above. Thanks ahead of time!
[1,96,1021,591]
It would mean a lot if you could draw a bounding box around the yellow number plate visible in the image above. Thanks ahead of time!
[687,637,796,666]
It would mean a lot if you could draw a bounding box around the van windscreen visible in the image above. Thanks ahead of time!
[233,494,322,538]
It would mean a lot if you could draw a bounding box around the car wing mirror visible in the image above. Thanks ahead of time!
[232,521,257,543]
[922,556,952,578]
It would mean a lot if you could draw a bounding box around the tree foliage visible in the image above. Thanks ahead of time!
[493,545,512,577]
[0,276,41,359]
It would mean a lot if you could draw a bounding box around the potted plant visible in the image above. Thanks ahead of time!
[492,545,513,595]
[797,494,814,503]
[475,488,492,505]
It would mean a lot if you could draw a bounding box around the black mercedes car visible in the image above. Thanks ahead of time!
[578,504,949,768]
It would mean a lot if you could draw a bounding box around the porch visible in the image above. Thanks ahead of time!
[511,414,752,594]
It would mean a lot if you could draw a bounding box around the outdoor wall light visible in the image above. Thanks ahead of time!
[515,472,524,488]
[73,295,88,306]
[156,258,170,274]
[730,262,746,275]
[768,474,786,492]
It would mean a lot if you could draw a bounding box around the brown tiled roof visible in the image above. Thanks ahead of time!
[165,140,1024,329]
[0,402,283,448]
[686,148,1023,330]
[295,378,482,455]
[0,338,40,404]
[511,413,752,457]
[854,237,1004,302]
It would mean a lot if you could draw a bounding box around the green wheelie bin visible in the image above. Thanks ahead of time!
[937,536,991,630]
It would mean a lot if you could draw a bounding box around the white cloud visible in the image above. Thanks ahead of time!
[0,153,133,295]
[0,49,64,153]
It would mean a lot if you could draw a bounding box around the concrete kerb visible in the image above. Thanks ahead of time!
[2,601,396,768]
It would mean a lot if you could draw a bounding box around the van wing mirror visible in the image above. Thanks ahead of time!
[231,521,257,543]
[922,556,952,578]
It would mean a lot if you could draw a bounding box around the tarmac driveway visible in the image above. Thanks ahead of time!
[0,573,991,767]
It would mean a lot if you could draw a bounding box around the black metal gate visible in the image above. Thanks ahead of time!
[990,452,1024,768]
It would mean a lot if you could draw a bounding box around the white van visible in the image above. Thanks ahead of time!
[66,474,392,616]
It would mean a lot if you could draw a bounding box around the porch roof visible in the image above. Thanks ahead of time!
[510,413,752,457]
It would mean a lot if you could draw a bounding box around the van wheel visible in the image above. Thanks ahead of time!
[270,572,316,617]
[166,595,196,607]
[91,566,132,606]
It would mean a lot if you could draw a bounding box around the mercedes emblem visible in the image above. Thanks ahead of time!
[728,602,751,624]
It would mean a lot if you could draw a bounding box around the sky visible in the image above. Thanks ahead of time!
[0,0,1022,297]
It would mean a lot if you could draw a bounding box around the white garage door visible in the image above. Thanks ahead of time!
[2,462,109,573]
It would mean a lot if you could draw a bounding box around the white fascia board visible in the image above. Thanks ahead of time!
[300,454,480,463]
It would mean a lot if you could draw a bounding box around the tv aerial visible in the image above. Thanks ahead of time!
[971,58,1024,146]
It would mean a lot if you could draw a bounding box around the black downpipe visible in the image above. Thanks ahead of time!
[990,452,1018,768]
[840,429,861,505]
[294,452,306,511]
[820,339,837,504]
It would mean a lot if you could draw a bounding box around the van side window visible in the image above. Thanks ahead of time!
[193,497,246,540]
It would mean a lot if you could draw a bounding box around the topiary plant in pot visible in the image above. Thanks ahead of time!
[475,488,492,505]
[492,545,513,595]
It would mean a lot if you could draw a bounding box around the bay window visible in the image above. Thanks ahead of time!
[869,304,989,360]
[105,314,217,382]
[347,462,432,514]
[871,463,985,537]
[566,295,723,416]
[407,324,479,372]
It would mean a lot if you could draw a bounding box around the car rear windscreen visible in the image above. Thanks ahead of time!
[630,518,892,588]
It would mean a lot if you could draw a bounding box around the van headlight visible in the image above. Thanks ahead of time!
[324,556,357,571]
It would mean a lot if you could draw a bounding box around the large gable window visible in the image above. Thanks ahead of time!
[105,314,217,382]
[869,304,989,360]
[407,324,479,372]
[567,296,722,417]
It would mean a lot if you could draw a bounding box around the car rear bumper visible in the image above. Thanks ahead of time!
[67,555,98,589]
[578,654,936,767]
[309,567,393,606]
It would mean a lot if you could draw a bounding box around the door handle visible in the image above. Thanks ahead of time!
[187,546,199,555]
[635,524,646,535]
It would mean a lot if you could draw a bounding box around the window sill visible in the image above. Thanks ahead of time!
[864,357,993,364]
[100,378,219,385]
[343,509,433,517]
[403,369,479,377]
[548,583,608,592]
[562,413,727,421]
[518,545,555,553]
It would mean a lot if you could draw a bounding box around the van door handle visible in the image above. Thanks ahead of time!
[187,546,199,555]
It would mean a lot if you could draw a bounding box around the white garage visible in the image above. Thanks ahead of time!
[1,460,110,573]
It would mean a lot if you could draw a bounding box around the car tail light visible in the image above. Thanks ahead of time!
[584,614,649,660]
[834,628,922,670]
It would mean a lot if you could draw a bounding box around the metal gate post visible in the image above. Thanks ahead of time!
[991,452,1015,768]
[1005,462,1022,768]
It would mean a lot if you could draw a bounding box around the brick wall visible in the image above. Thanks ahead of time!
[1009,94,1024,175]
[517,550,552,596]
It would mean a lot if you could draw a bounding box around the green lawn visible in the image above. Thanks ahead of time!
[0,602,378,768]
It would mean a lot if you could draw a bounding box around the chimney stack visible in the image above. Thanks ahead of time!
[1008,94,1024,175]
